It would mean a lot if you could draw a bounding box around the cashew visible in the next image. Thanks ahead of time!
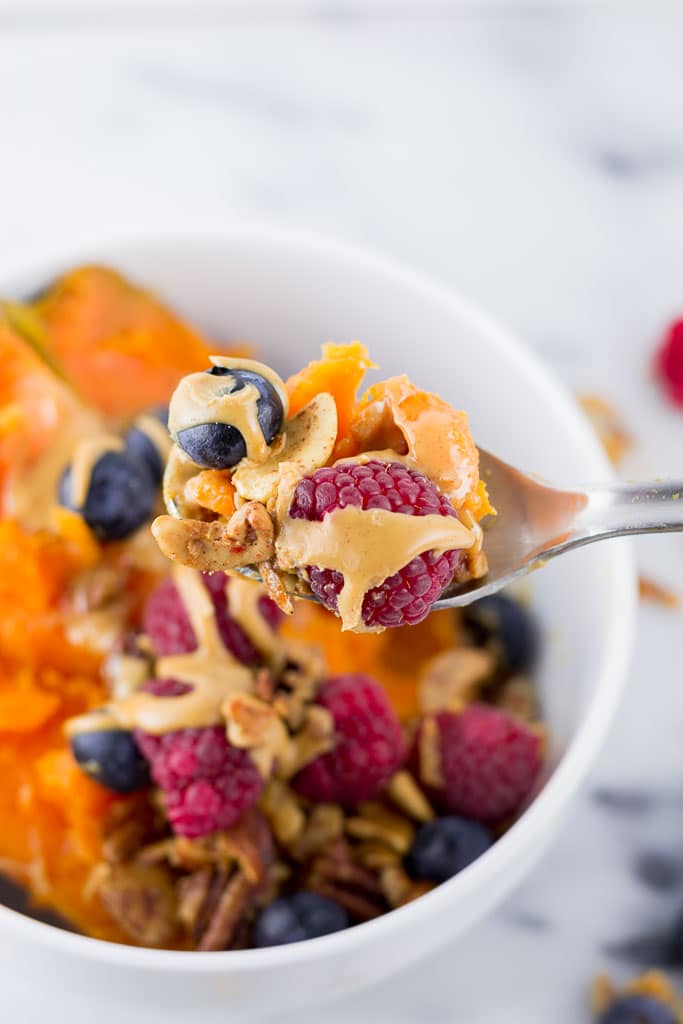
[152,501,275,573]
[232,393,338,506]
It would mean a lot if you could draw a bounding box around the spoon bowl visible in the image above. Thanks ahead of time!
[238,447,683,611]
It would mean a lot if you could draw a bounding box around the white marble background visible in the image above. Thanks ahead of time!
[2,6,683,1022]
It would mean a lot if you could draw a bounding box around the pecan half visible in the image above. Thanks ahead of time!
[97,863,178,947]
[139,809,273,886]
[304,838,385,921]
[197,870,254,952]
[101,793,162,864]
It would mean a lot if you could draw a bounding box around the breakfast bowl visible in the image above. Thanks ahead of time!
[0,229,637,1021]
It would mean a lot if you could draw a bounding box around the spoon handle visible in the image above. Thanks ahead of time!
[576,481,683,542]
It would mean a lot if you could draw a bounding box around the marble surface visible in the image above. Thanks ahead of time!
[2,7,683,1022]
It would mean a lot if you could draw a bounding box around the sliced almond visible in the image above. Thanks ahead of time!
[232,393,338,506]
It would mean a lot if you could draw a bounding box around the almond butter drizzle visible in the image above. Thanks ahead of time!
[134,414,173,463]
[67,567,286,737]
[226,573,284,671]
[67,566,252,736]
[275,504,474,633]
[105,654,152,700]
[208,355,289,418]
[70,434,125,508]
[5,407,104,531]
[168,357,288,468]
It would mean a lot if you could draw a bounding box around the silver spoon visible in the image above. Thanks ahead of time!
[433,449,683,609]
[235,449,683,609]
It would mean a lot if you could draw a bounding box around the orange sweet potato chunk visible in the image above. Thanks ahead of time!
[282,601,460,721]
[0,317,105,523]
[0,516,129,940]
[286,342,376,459]
[352,377,494,520]
[30,266,216,416]
[185,469,237,518]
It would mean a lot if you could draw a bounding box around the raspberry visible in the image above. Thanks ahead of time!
[294,674,405,805]
[143,572,281,662]
[655,318,683,407]
[414,705,542,823]
[289,460,463,629]
[135,679,264,838]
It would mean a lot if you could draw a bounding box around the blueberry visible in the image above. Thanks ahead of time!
[463,593,538,673]
[59,450,156,541]
[177,422,247,471]
[176,367,284,470]
[253,892,349,947]
[125,407,169,484]
[70,730,149,794]
[406,817,493,883]
[598,995,678,1024]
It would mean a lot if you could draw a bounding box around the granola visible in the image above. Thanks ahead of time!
[0,265,545,952]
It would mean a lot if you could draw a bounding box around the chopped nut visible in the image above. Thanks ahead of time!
[102,816,154,864]
[418,715,444,789]
[254,668,276,703]
[257,560,293,615]
[197,870,254,952]
[306,839,385,921]
[290,804,345,862]
[101,793,161,863]
[379,865,413,908]
[102,792,153,833]
[310,880,384,921]
[639,575,680,609]
[274,638,327,729]
[152,501,275,573]
[97,863,178,947]
[138,836,208,871]
[578,394,632,466]
[139,809,273,886]
[277,705,335,780]
[233,393,338,507]
[224,693,290,779]
[346,803,415,855]
[177,867,213,933]
[260,780,306,847]
[495,676,538,723]
[352,841,401,871]
[386,771,435,822]
[210,809,274,885]
[418,647,494,714]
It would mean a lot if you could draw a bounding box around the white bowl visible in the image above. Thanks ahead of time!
[0,229,636,1020]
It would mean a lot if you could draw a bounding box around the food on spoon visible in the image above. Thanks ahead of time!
[0,265,543,952]
[154,347,493,632]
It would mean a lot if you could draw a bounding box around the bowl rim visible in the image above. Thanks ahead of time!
[0,224,637,972]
